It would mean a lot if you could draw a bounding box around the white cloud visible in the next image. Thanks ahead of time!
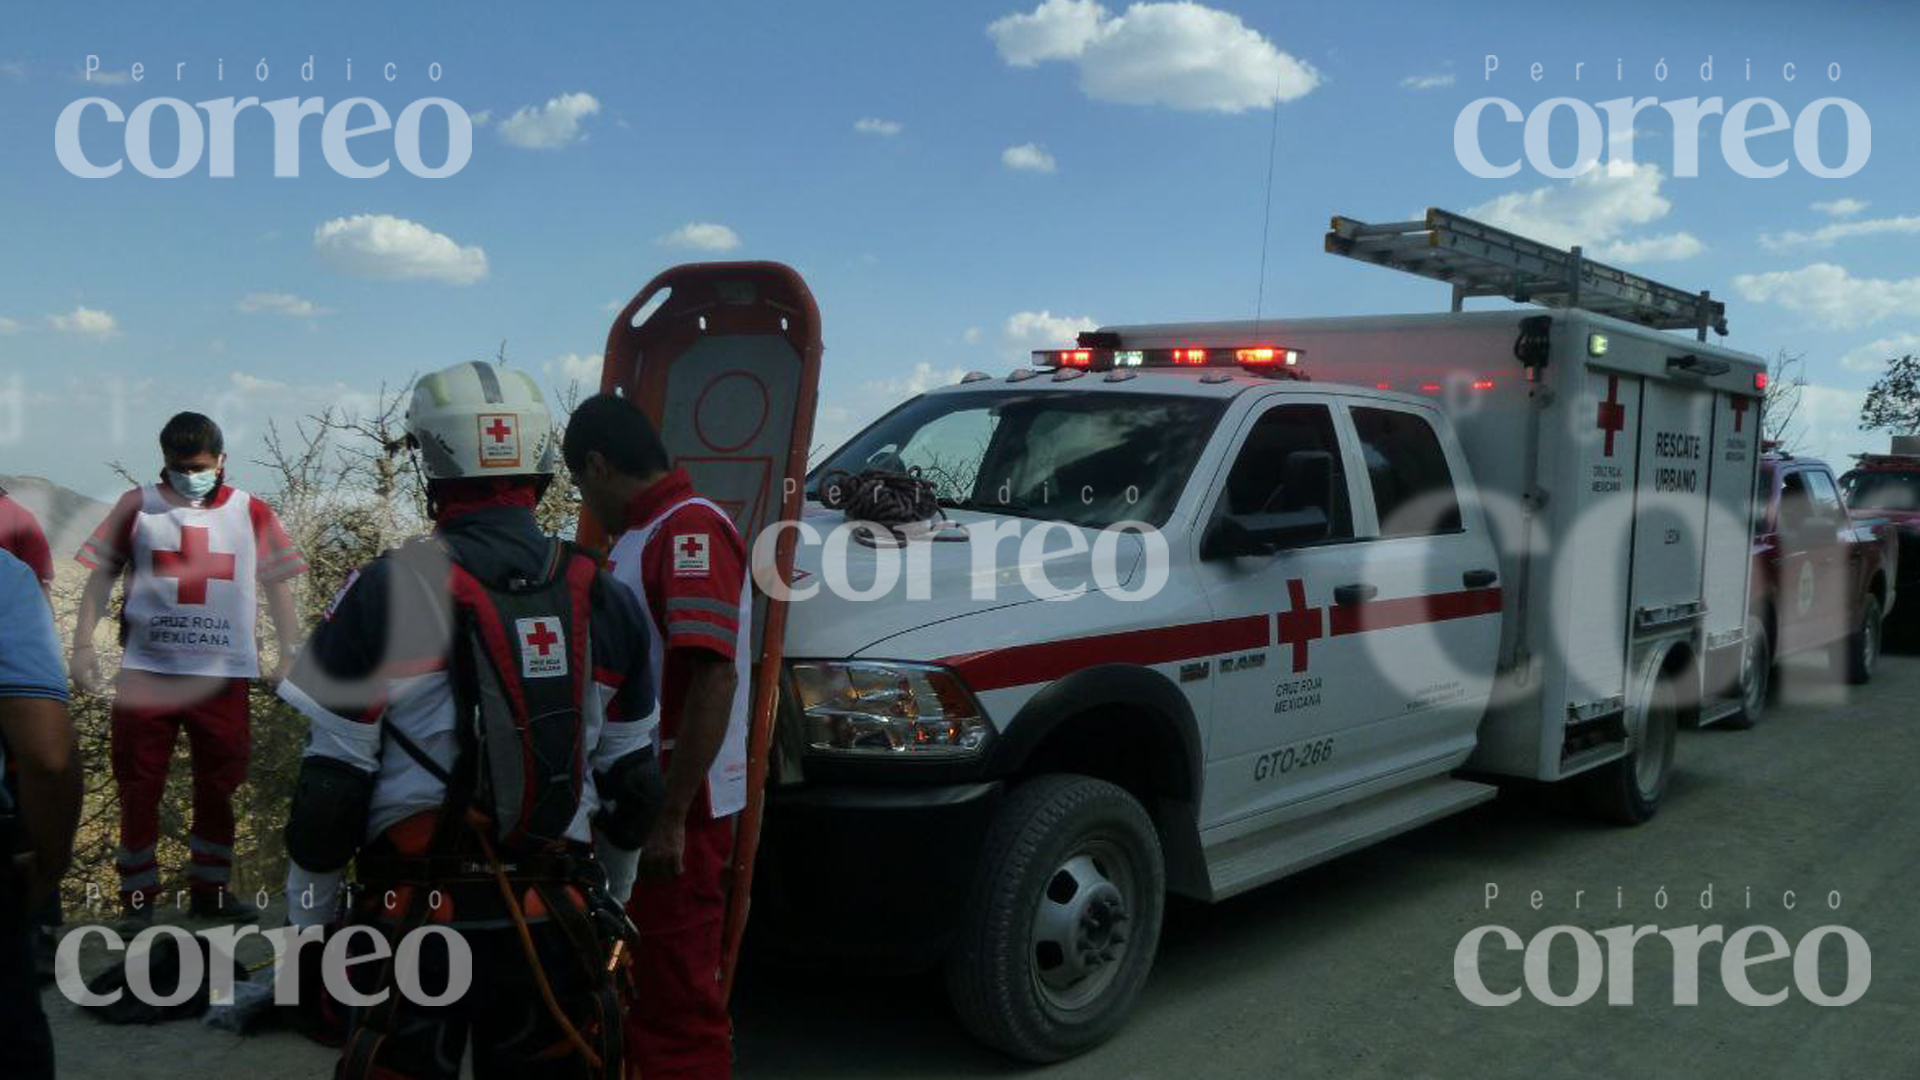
[543,352,602,389]
[962,326,984,345]
[1592,232,1706,262]
[1400,73,1455,90]
[1466,163,1703,263]
[1733,264,1920,328]
[469,109,492,126]
[496,92,601,150]
[1812,197,1869,218]
[988,0,1320,113]
[1793,383,1874,467]
[658,222,742,252]
[864,362,971,397]
[1002,142,1057,173]
[236,292,334,318]
[1839,333,1920,373]
[314,214,489,285]
[853,117,904,137]
[78,66,129,86]
[1004,309,1097,351]
[1,61,25,83]
[1761,213,1920,250]
[47,306,118,338]
[0,315,19,335]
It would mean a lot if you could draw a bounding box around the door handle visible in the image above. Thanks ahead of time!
[1463,569,1498,588]
[1334,583,1378,605]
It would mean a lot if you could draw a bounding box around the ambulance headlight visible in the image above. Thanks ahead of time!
[789,661,991,758]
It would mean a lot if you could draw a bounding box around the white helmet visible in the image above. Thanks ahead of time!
[406,360,557,480]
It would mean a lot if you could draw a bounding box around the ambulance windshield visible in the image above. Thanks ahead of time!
[812,390,1226,528]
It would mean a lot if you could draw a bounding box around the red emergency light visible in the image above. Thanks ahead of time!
[1472,379,1496,390]
[1754,371,1769,391]
[1030,343,1308,377]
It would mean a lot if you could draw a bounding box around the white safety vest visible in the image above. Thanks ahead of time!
[122,485,261,678]
[606,496,752,819]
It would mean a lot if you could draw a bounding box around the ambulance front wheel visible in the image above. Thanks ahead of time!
[1584,679,1679,825]
[946,774,1165,1063]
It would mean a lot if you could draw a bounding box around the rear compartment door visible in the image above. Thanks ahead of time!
[1560,367,1642,714]
[1630,381,1716,636]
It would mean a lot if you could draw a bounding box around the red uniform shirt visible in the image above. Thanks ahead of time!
[0,492,53,586]
[608,468,752,819]
[620,469,746,717]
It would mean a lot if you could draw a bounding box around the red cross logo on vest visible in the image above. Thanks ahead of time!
[151,525,236,605]
[1730,394,1750,433]
[1275,577,1323,674]
[514,616,567,678]
[1596,376,1627,457]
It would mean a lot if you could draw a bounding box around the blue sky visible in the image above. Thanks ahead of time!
[3,0,1916,499]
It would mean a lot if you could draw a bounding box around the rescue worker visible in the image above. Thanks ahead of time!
[277,360,664,1079]
[0,483,60,977]
[0,484,53,595]
[70,411,307,923]
[0,548,82,1080]
[564,393,751,1080]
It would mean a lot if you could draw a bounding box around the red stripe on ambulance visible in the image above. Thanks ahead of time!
[938,585,1501,692]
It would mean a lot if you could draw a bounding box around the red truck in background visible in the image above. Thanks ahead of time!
[1840,443,1920,633]
[1734,451,1900,727]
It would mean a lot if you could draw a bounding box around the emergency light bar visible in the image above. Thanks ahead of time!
[1031,345,1303,373]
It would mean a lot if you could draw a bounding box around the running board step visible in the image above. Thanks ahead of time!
[1203,777,1498,902]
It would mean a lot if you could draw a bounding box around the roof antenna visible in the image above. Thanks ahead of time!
[1251,62,1286,342]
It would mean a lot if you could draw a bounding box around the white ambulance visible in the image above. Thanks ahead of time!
[750,211,1767,1061]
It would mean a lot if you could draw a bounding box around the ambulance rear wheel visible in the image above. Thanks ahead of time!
[946,774,1165,1063]
[1842,595,1883,685]
[1585,680,1678,825]
[1725,617,1771,730]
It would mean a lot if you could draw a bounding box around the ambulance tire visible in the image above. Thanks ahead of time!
[1584,680,1678,825]
[1725,616,1771,730]
[1842,595,1883,686]
[946,774,1165,1063]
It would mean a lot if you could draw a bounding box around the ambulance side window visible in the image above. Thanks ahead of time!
[1350,407,1462,538]
[1220,404,1352,539]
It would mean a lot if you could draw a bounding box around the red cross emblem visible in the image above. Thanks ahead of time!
[515,616,568,677]
[1595,375,1627,457]
[680,536,703,559]
[151,525,236,606]
[1730,394,1750,433]
[484,417,514,443]
[524,620,560,655]
[1275,577,1323,673]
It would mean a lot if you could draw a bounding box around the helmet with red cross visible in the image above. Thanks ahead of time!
[405,360,558,481]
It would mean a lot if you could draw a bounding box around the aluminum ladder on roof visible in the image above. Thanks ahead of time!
[1325,207,1728,342]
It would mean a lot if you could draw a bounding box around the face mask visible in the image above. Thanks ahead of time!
[167,468,219,500]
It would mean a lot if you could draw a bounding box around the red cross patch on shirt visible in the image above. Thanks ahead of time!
[672,533,711,576]
[515,616,567,678]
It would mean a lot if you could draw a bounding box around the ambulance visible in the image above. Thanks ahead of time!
[749,210,1767,1061]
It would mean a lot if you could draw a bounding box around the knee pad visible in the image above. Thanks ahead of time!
[284,757,375,872]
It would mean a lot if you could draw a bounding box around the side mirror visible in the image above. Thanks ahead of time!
[1204,507,1332,559]
[1204,450,1335,559]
